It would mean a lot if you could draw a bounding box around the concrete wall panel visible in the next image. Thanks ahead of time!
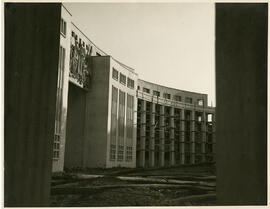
[83,56,111,167]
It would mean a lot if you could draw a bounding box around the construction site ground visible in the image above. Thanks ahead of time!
[50,163,216,206]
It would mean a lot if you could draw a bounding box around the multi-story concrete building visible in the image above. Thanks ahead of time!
[52,5,138,171]
[52,4,215,172]
[136,80,215,168]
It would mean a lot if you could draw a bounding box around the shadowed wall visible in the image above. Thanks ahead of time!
[4,3,61,206]
[83,56,111,167]
[65,83,86,168]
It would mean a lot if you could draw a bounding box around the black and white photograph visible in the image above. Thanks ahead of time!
[3,0,268,207]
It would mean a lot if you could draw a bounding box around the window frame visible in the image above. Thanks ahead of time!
[153,90,160,97]
[185,97,193,104]
[112,68,119,81]
[119,73,127,85]
[127,78,134,89]
[60,18,67,37]
[163,93,171,100]
[53,134,60,160]
[197,99,204,106]
[174,95,182,102]
[143,87,150,94]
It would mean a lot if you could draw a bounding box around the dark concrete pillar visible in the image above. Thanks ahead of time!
[216,3,267,205]
[4,3,61,206]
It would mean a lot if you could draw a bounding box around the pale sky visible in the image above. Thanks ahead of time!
[64,3,216,106]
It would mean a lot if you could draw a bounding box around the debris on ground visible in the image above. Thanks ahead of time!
[50,163,216,206]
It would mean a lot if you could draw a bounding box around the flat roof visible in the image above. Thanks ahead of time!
[91,56,138,75]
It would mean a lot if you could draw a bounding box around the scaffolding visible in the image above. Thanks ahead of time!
[135,97,215,167]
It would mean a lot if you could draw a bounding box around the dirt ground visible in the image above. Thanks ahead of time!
[50,163,216,206]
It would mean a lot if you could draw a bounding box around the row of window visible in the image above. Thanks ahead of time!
[110,86,135,162]
[139,87,204,106]
[109,145,133,162]
[112,68,135,89]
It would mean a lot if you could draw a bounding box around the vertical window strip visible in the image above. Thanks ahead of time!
[53,46,65,160]
[64,21,66,35]
[126,94,134,161]
[60,18,66,36]
[110,86,118,161]
[118,90,125,161]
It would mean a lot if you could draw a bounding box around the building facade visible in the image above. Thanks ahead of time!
[136,80,215,168]
[52,4,215,172]
[64,56,138,168]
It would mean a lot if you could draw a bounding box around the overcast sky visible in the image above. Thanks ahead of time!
[64,3,216,106]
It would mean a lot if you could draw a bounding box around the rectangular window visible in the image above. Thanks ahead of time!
[53,134,60,159]
[185,97,193,104]
[208,114,213,122]
[163,93,171,99]
[64,22,66,36]
[127,78,134,89]
[153,90,160,97]
[120,73,126,85]
[174,95,182,102]
[117,145,124,162]
[198,99,204,106]
[110,145,116,161]
[110,86,118,161]
[118,91,125,161]
[143,87,150,94]
[126,146,133,162]
[60,18,66,37]
[112,68,119,81]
